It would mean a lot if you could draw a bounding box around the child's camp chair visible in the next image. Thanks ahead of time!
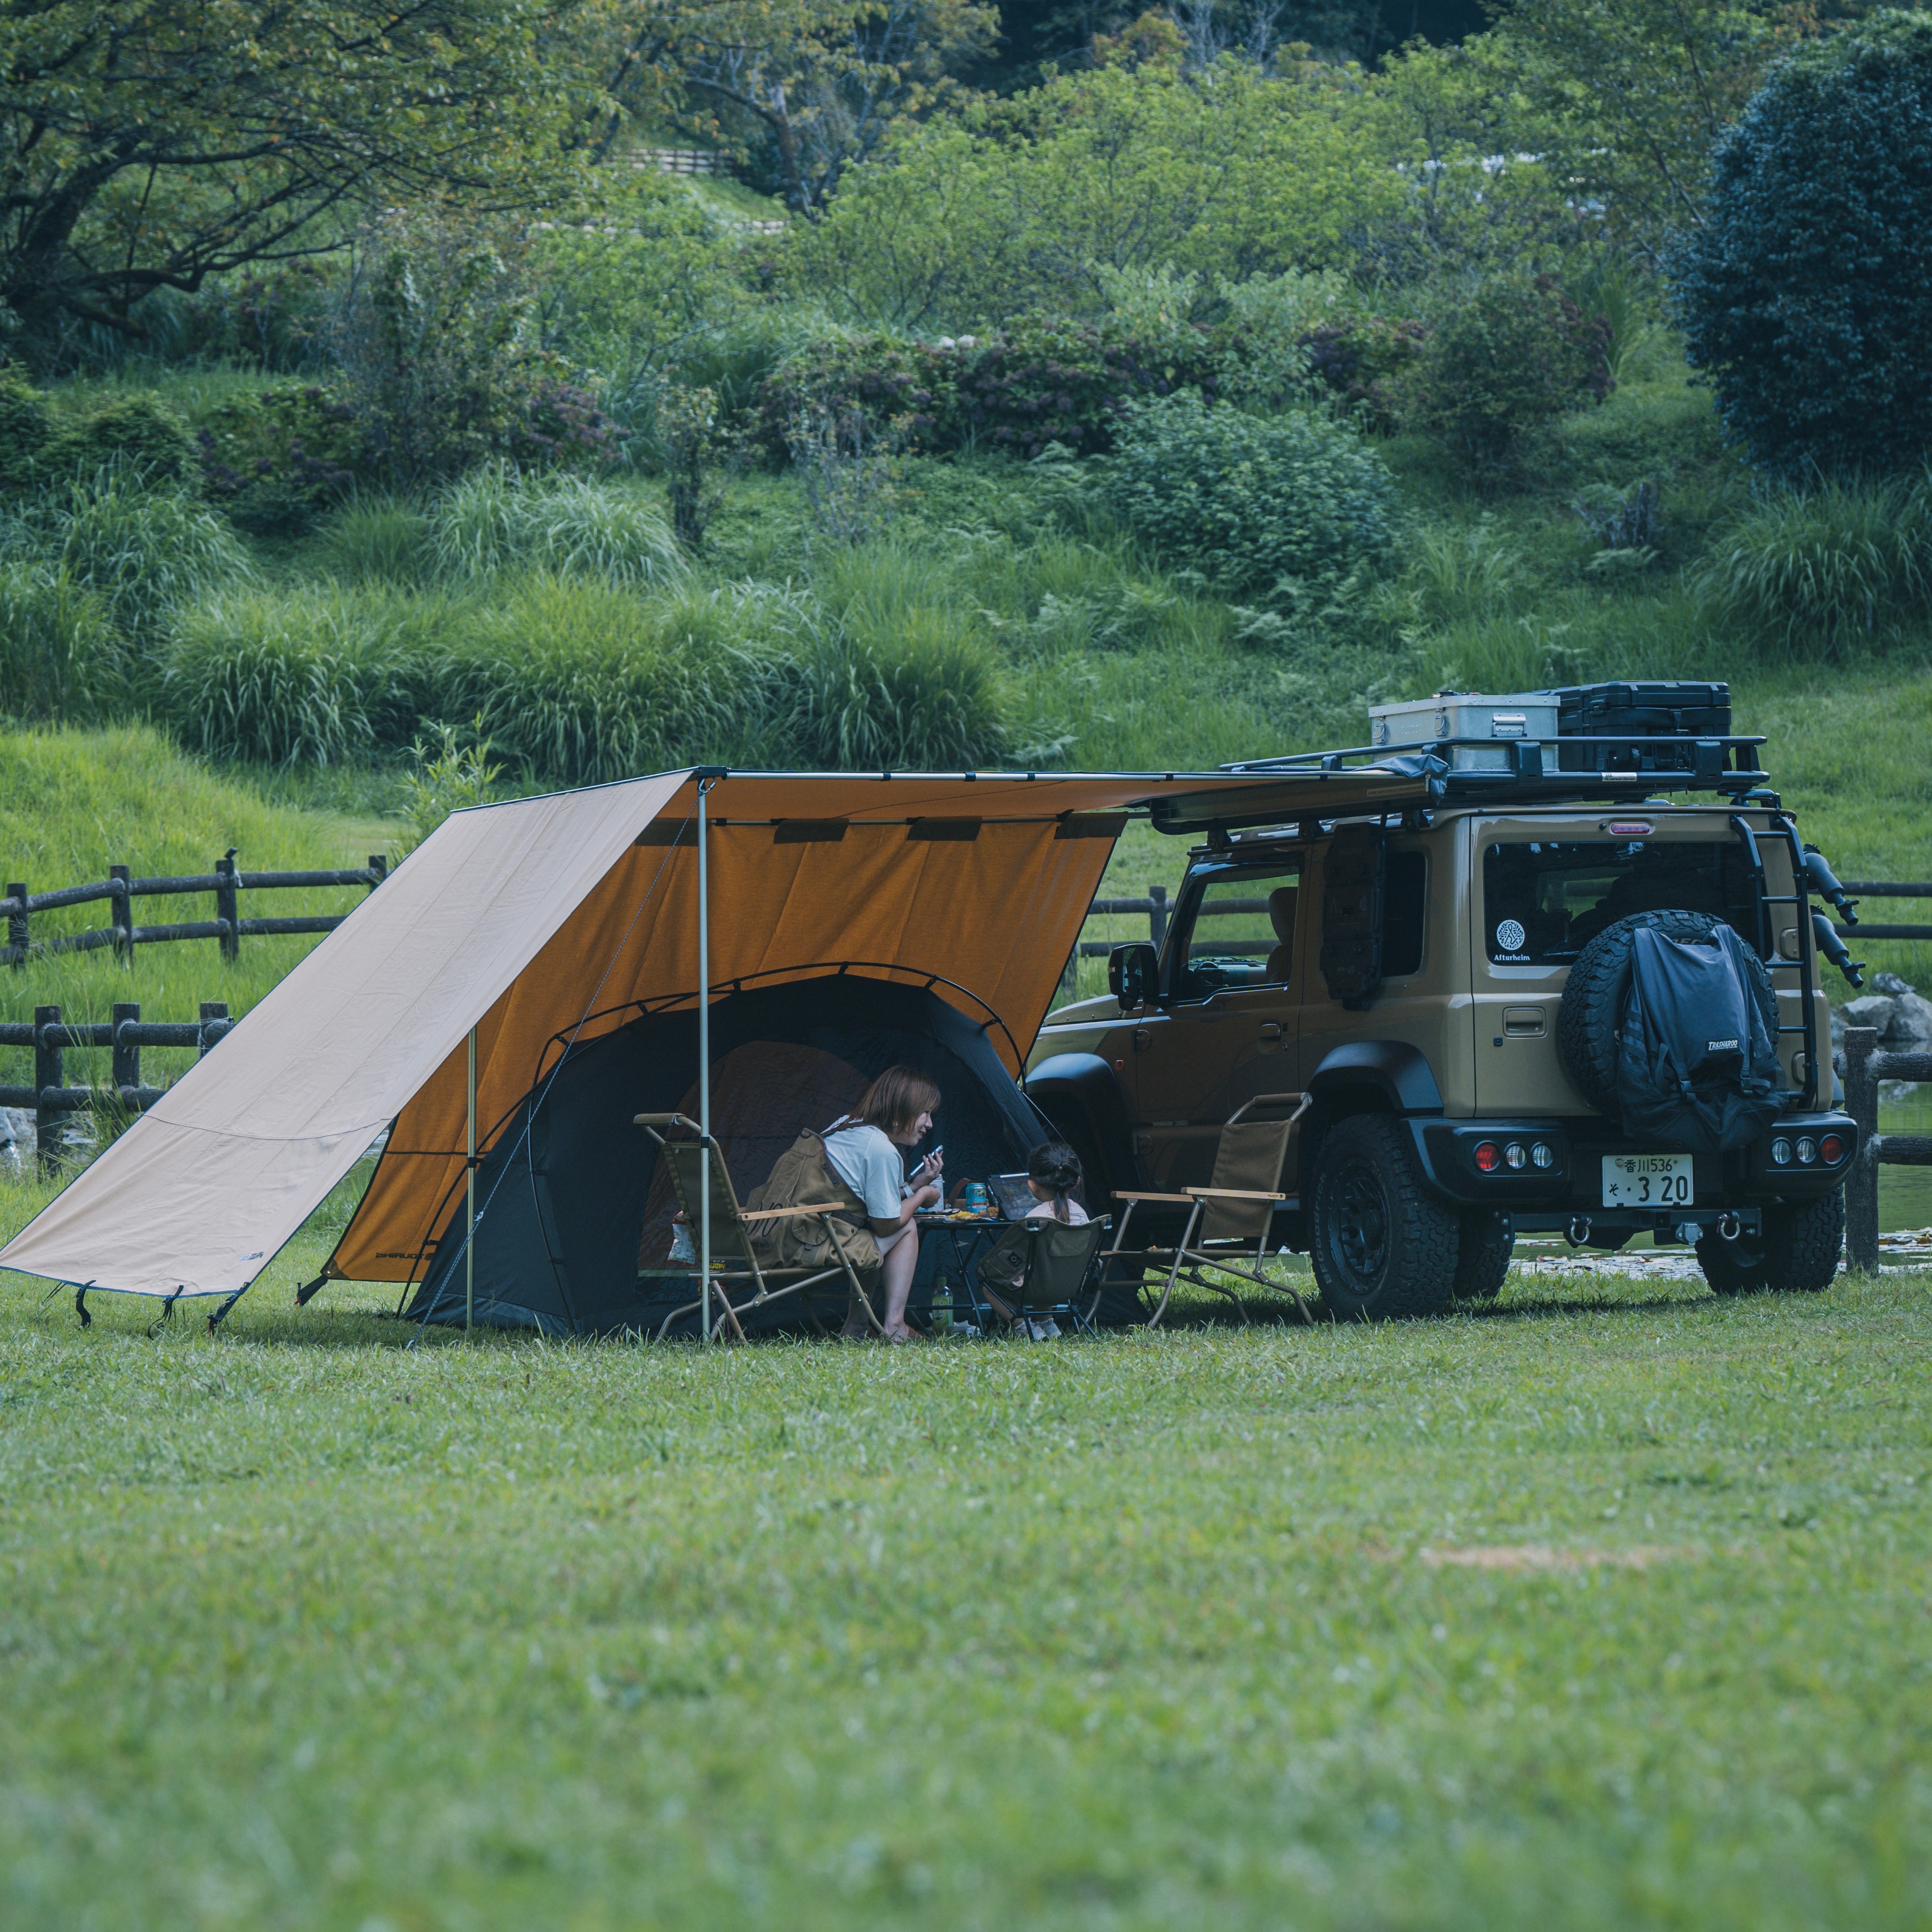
[635,1113,883,1340]
[964,1214,1112,1339]
[1107,1092,1313,1328]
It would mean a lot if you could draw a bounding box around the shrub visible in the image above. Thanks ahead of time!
[398,720,503,855]
[1298,311,1430,432]
[0,563,126,720]
[21,464,254,646]
[953,318,1223,459]
[331,206,626,482]
[430,465,685,587]
[45,394,196,485]
[1407,275,1612,466]
[194,384,362,535]
[755,333,960,459]
[314,494,433,587]
[781,613,1008,770]
[1670,14,1932,480]
[435,578,779,785]
[0,368,52,488]
[1696,476,1932,649]
[1105,393,1396,596]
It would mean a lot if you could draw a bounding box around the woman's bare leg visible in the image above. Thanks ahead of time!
[880,1224,920,1337]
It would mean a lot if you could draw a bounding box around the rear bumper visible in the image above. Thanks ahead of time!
[1404,1113,1858,1214]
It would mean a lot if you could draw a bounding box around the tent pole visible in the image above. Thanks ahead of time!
[697,775,711,1343]
[465,1025,477,1335]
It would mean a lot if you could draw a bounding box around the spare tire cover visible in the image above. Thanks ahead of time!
[1557,909,1775,1115]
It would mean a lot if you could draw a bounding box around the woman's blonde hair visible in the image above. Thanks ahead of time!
[855,1065,940,1140]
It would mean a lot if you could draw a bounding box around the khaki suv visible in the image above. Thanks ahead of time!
[1025,689,1862,1319]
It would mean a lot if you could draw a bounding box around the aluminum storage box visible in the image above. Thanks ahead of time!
[1369,692,1559,772]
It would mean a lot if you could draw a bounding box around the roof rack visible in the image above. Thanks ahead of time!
[1148,733,1771,835]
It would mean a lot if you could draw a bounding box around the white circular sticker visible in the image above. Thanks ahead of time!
[1495,919,1527,952]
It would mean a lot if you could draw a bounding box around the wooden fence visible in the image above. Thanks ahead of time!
[625,148,730,176]
[1842,1026,1932,1271]
[1,855,388,967]
[2,1000,233,1175]
[1834,880,1932,944]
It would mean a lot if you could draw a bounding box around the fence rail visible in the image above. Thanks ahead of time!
[1,854,387,967]
[1834,881,1932,944]
[3,1000,232,1176]
[1842,1026,1932,1272]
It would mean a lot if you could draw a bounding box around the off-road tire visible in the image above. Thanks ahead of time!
[1696,1190,1844,1296]
[1557,909,1771,1114]
[1452,1209,1515,1300]
[1310,1114,1459,1320]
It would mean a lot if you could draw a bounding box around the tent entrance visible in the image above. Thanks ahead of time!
[402,975,1045,1337]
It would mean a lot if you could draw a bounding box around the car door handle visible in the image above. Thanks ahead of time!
[1259,1022,1282,1040]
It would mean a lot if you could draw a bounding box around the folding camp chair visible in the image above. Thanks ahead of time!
[1107,1092,1314,1329]
[963,1215,1112,1339]
[635,1113,884,1341]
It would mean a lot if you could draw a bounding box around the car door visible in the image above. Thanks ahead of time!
[1129,859,1304,1193]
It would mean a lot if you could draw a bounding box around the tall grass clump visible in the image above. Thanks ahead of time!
[1698,476,1932,650]
[162,585,447,766]
[314,494,433,587]
[436,577,780,785]
[0,564,127,721]
[784,612,1008,770]
[430,464,685,587]
[10,460,252,648]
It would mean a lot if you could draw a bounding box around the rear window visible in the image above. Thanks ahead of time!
[1482,840,1757,965]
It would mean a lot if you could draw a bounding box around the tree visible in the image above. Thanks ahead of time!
[1479,0,1784,257]
[589,0,998,216]
[1670,10,1932,478]
[0,1,589,350]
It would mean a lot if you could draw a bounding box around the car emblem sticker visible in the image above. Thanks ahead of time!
[1495,919,1526,952]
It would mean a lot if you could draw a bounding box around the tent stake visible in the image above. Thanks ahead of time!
[466,1025,477,1335]
[698,776,711,1343]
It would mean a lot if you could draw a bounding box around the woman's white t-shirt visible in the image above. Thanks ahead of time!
[822,1119,911,1221]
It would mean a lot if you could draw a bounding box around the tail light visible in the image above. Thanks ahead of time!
[1474,1141,1501,1173]
[1819,1133,1846,1165]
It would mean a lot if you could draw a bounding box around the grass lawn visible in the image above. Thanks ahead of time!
[2,1208,1929,1930]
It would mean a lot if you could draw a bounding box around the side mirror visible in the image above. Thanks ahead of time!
[1109,942,1158,1008]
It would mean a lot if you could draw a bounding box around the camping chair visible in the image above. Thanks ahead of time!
[635,1114,884,1341]
[1107,1092,1313,1329]
[963,1215,1112,1339]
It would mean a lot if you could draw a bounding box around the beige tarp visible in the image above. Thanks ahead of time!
[0,768,1274,1300]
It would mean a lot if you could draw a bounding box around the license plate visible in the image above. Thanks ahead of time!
[1602,1153,1693,1208]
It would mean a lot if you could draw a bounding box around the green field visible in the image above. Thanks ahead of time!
[1,1230,1928,1932]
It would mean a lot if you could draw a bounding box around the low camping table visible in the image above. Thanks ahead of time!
[915,1210,1008,1328]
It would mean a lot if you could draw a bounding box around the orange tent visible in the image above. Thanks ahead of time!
[0,766,1285,1306]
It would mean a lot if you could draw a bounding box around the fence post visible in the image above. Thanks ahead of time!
[109,864,132,965]
[215,853,239,963]
[6,882,25,969]
[199,1001,229,1057]
[34,1003,61,1179]
[112,1001,140,1100]
[1148,884,1168,951]
[1844,1025,1880,1274]
[369,853,388,887]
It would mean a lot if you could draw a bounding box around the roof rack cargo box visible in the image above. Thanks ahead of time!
[1552,682,1731,772]
[1369,692,1558,771]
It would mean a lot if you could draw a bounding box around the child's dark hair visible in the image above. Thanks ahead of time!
[1027,1140,1083,1201]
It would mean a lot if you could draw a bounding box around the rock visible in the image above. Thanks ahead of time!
[1842,993,1899,1034]
[1871,970,1916,997]
[1890,991,1932,1056]
[0,1105,29,1172]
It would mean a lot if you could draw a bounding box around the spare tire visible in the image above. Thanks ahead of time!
[1556,910,1775,1115]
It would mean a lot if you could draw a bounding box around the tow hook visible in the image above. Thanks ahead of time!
[1717,1211,1743,1243]
[1566,1214,1592,1247]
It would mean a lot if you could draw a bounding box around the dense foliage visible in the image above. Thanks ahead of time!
[1672,11,1932,480]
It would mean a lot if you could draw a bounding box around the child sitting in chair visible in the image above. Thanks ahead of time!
[975,1141,1088,1336]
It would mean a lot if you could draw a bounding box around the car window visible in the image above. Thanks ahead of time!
[1174,865,1302,995]
[1482,839,1757,964]
[1383,851,1426,977]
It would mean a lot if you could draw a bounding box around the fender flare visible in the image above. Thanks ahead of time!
[1306,1040,1445,1116]
[1023,1052,1139,1199]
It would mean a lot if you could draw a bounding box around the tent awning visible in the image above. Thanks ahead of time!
[0,767,1295,1299]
